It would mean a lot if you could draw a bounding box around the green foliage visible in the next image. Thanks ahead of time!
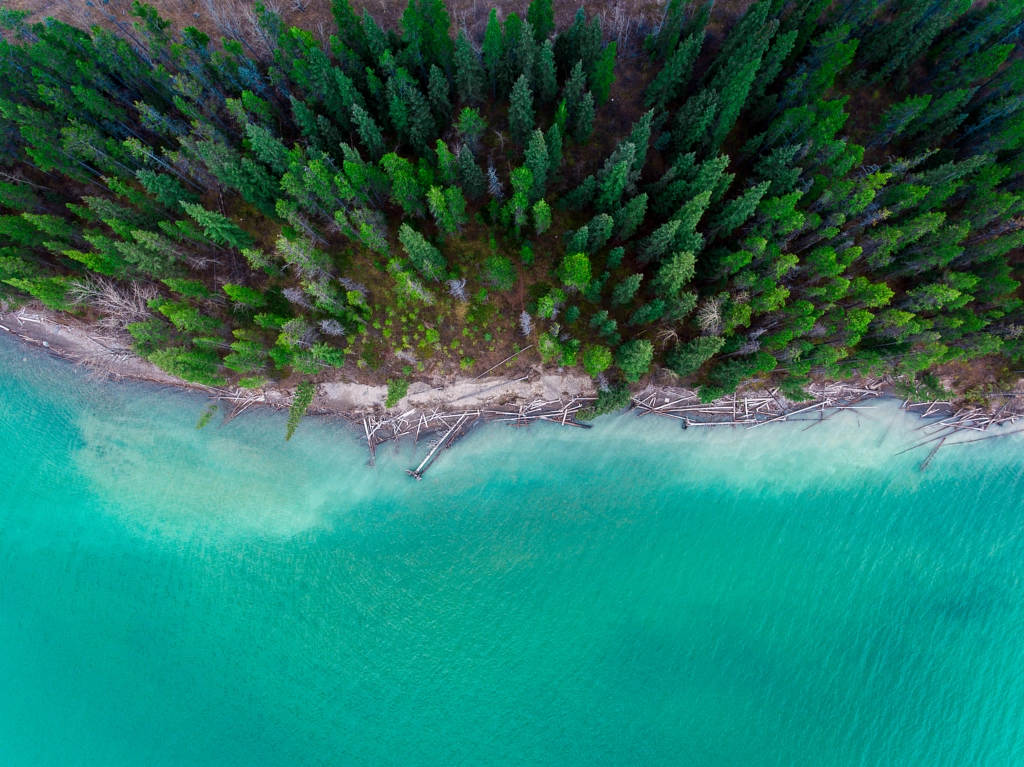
[666,335,724,377]
[702,351,777,400]
[180,202,254,249]
[157,301,222,334]
[222,283,266,308]
[645,32,703,112]
[576,384,631,421]
[398,223,447,281]
[454,30,486,105]
[523,130,549,201]
[162,278,210,298]
[3,276,74,310]
[482,9,503,96]
[652,251,696,297]
[195,403,218,430]
[527,0,554,42]
[592,41,617,106]
[427,65,452,126]
[508,75,535,144]
[612,273,643,306]
[558,252,591,291]
[457,147,486,199]
[285,381,316,441]
[381,153,424,217]
[532,199,552,235]
[224,340,268,373]
[616,340,654,383]
[582,344,612,377]
[351,103,385,160]
[484,254,516,291]
[385,378,410,408]
[148,347,225,386]
[456,107,487,152]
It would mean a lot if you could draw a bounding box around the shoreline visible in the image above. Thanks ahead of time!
[5,305,1024,477]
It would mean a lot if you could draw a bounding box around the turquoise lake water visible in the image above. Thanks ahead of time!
[2,335,1024,766]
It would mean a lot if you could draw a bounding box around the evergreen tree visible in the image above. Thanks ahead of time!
[444,186,467,231]
[573,90,596,143]
[387,68,436,151]
[616,339,653,382]
[398,222,447,281]
[871,94,933,147]
[626,110,655,177]
[560,61,596,142]
[673,89,719,156]
[527,0,554,43]
[639,221,681,263]
[592,42,617,106]
[616,194,649,240]
[535,40,558,104]
[597,143,635,212]
[554,8,588,73]
[710,181,770,238]
[508,75,535,145]
[545,123,563,180]
[457,146,486,199]
[428,65,452,126]
[646,0,685,60]
[454,29,486,105]
[612,273,644,306]
[706,19,776,150]
[351,103,385,160]
[456,107,487,153]
[331,0,365,56]
[629,300,667,325]
[582,344,613,377]
[381,153,425,217]
[523,129,549,201]
[652,250,696,297]
[498,13,528,97]
[566,226,590,255]
[587,214,614,253]
[435,140,458,185]
[401,0,455,74]
[180,202,254,249]
[645,32,704,112]
[533,199,553,235]
[427,186,457,237]
[666,336,724,377]
[558,251,592,291]
[482,9,503,97]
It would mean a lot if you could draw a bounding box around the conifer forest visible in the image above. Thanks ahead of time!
[2,0,1024,409]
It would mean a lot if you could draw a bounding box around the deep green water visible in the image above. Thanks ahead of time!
[2,336,1024,766]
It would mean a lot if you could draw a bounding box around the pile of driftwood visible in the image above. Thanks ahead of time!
[897,397,1024,469]
[349,398,595,478]
[630,380,885,428]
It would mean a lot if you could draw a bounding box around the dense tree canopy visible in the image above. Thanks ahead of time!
[1,0,1023,406]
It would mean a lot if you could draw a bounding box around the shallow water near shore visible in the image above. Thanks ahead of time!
[2,335,1024,767]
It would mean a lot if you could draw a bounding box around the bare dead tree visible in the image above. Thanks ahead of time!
[519,310,533,336]
[447,278,469,302]
[696,297,723,336]
[68,278,156,332]
[319,318,347,337]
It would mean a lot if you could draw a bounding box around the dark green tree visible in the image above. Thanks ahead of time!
[527,0,554,43]
[508,75,535,145]
[454,30,486,104]
[616,339,654,382]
